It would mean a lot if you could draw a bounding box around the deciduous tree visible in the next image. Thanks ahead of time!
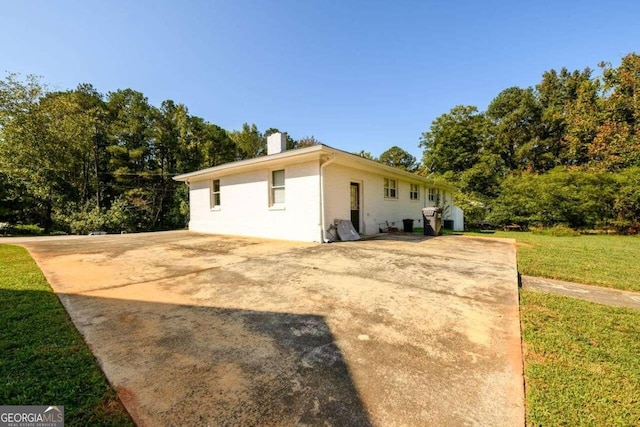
[230,123,265,159]
[378,146,417,171]
[420,105,489,175]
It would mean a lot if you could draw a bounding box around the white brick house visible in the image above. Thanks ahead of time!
[174,133,463,242]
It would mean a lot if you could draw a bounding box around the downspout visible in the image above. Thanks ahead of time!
[319,155,336,242]
[423,184,427,209]
[185,180,191,229]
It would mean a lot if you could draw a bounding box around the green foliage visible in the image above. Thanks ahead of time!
[458,153,505,197]
[487,87,544,171]
[0,245,133,425]
[67,208,108,235]
[165,183,189,229]
[450,191,489,224]
[106,197,133,231]
[0,223,46,236]
[230,122,265,159]
[60,197,135,235]
[354,150,376,160]
[420,105,489,174]
[0,169,43,225]
[420,53,640,231]
[12,224,44,235]
[611,167,640,232]
[296,135,322,148]
[0,73,289,233]
[488,168,618,228]
[378,146,417,171]
[531,224,581,237]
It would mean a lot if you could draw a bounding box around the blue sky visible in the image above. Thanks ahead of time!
[2,1,639,160]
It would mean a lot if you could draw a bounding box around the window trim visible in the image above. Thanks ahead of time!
[410,183,419,201]
[428,187,435,202]
[270,169,286,208]
[384,177,397,199]
[210,179,221,210]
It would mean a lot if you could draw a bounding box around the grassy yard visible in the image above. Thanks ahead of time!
[521,290,640,426]
[457,231,640,292]
[0,244,133,426]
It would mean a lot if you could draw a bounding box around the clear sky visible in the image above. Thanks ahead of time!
[2,1,639,160]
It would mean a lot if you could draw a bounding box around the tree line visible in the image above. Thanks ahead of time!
[420,53,640,232]
[0,74,322,234]
[2,52,638,235]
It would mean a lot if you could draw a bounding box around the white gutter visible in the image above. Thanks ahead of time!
[319,155,337,242]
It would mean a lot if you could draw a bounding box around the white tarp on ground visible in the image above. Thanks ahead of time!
[335,220,360,241]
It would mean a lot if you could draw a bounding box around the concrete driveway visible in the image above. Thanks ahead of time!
[15,231,523,426]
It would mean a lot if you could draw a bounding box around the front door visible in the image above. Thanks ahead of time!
[350,182,360,232]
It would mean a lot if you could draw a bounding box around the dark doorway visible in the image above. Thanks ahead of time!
[350,182,360,232]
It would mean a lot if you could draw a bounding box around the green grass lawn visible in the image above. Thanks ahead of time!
[521,290,640,426]
[0,244,133,426]
[455,231,640,292]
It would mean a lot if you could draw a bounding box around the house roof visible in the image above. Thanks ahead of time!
[173,144,456,191]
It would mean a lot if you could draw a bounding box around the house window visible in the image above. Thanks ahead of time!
[428,188,435,202]
[271,169,285,205]
[211,179,221,208]
[410,183,419,200]
[384,178,397,199]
